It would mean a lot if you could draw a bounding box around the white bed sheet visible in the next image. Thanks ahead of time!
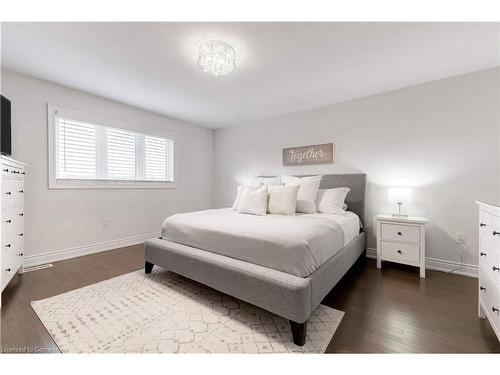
[303,211,361,246]
[161,208,361,277]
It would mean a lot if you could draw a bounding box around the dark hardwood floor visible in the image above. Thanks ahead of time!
[324,258,500,353]
[1,245,499,353]
[1,245,144,353]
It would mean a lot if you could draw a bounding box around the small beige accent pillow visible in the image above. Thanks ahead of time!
[267,185,300,215]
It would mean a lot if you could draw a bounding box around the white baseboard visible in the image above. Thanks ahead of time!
[24,233,160,268]
[366,248,478,278]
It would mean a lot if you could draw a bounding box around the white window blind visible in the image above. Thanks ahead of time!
[57,118,97,180]
[106,128,136,180]
[54,110,174,184]
[145,135,169,181]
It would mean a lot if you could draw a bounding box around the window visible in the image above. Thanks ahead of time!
[49,105,176,189]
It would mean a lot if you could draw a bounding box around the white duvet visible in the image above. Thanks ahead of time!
[161,208,361,278]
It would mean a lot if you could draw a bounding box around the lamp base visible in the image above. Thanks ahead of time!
[392,213,408,218]
[392,201,407,218]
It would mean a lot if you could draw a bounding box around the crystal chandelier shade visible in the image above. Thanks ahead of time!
[197,40,236,76]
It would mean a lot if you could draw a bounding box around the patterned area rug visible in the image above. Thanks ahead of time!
[31,268,344,353]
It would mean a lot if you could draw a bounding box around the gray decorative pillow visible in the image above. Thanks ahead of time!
[267,185,300,215]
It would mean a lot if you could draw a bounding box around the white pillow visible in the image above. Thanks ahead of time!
[282,175,323,214]
[232,185,261,210]
[252,176,282,187]
[267,185,300,215]
[238,185,268,216]
[316,187,351,214]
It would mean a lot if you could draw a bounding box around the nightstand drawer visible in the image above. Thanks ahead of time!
[380,241,420,264]
[381,223,420,244]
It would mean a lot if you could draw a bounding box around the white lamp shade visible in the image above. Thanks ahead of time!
[388,187,413,204]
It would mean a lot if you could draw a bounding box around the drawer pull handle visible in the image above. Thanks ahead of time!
[493,231,500,236]
[19,190,24,193]
[480,223,486,227]
[493,266,500,272]
[493,307,499,313]
[3,169,8,172]
[480,252,487,257]
[19,213,24,216]
[18,233,23,237]
[397,231,402,236]
[480,286,486,291]
[18,252,24,256]
[5,219,11,223]
[397,250,402,254]
[5,244,11,248]
[21,172,25,175]
[6,268,11,272]
[5,191,11,195]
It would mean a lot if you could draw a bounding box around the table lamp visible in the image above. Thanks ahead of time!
[388,187,413,218]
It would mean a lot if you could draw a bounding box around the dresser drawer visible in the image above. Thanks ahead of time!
[1,163,24,178]
[477,202,500,340]
[1,238,16,288]
[1,209,24,289]
[480,209,500,247]
[479,245,499,285]
[381,241,420,264]
[381,223,420,244]
[1,242,10,287]
[480,274,500,329]
[1,177,24,209]
[479,212,500,288]
[2,206,24,250]
[2,208,16,242]
[2,163,26,178]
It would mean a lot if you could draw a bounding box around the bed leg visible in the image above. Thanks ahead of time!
[289,320,307,346]
[145,261,154,274]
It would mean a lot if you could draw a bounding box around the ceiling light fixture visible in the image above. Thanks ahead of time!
[197,40,236,76]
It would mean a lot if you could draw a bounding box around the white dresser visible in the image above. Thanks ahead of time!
[1,156,26,300]
[376,214,428,278]
[477,201,500,341]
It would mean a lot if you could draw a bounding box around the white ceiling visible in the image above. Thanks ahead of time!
[1,22,498,129]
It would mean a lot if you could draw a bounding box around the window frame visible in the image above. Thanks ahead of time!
[48,104,177,189]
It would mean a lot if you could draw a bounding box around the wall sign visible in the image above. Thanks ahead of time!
[283,143,334,166]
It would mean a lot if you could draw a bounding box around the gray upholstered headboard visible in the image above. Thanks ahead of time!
[318,174,366,227]
[260,174,366,227]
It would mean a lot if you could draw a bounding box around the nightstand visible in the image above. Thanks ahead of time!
[376,214,428,278]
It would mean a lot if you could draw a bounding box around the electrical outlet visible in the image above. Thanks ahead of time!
[456,232,466,244]
[102,218,110,229]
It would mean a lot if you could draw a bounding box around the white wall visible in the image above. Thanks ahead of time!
[1,69,213,264]
[213,68,500,272]
[2,68,498,272]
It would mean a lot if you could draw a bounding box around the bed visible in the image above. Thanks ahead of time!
[144,173,366,346]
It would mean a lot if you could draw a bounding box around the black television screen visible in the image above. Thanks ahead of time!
[1,95,12,156]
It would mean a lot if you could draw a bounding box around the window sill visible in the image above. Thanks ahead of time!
[49,179,177,190]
